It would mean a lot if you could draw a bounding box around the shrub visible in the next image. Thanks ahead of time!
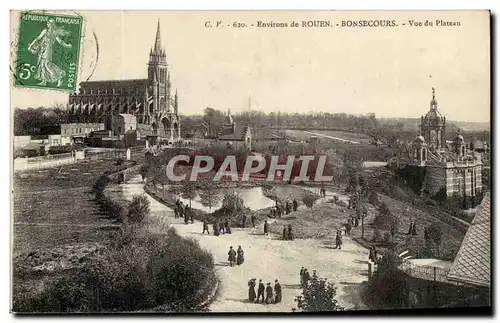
[301,192,317,209]
[127,194,150,223]
[220,193,245,216]
[294,272,344,312]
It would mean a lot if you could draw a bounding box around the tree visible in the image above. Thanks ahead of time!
[294,273,344,312]
[197,180,221,211]
[301,192,317,209]
[128,194,150,223]
[220,192,245,216]
[180,180,198,208]
[426,226,443,257]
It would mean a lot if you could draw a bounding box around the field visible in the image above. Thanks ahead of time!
[284,129,372,144]
[12,160,123,258]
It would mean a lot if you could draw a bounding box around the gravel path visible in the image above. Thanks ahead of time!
[121,175,370,312]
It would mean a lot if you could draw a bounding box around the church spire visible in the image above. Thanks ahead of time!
[153,19,162,54]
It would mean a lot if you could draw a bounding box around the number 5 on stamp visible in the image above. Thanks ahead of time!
[14,11,83,92]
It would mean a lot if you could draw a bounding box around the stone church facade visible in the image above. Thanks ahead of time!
[67,20,181,142]
[408,88,483,208]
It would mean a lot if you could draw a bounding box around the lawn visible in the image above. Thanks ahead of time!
[12,160,123,258]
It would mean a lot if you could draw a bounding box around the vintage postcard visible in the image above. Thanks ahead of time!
[10,10,491,314]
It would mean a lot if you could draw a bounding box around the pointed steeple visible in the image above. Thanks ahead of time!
[153,19,162,54]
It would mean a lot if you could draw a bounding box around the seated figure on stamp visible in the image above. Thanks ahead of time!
[27,18,72,87]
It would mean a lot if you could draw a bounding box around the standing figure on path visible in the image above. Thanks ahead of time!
[285,201,291,214]
[263,220,269,235]
[293,199,298,212]
[287,224,294,241]
[256,279,265,303]
[407,222,414,235]
[213,222,220,236]
[190,212,194,224]
[202,219,210,234]
[345,222,352,236]
[303,269,311,287]
[251,214,256,228]
[411,223,417,236]
[220,220,226,234]
[184,212,189,225]
[225,219,231,234]
[282,225,288,240]
[228,246,236,267]
[300,267,305,287]
[354,216,359,228]
[265,283,274,304]
[248,278,257,302]
[335,230,343,250]
[242,215,247,228]
[174,206,179,219]
[274,279,282,303]
[236,245,245,265]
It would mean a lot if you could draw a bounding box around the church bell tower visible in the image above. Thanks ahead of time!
[148,19,169,115]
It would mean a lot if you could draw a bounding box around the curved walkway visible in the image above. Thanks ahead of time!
[121,175,369,312]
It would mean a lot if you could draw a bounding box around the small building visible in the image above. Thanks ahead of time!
[61,123,105,137]
[111,114,137,137]
[216,110,252,150]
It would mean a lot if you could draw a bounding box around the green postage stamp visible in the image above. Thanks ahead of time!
[14,11,83,92]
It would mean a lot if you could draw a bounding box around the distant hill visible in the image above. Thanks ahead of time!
[378,118,490,132]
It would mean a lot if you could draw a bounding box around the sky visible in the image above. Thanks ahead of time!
[9,10,490,122]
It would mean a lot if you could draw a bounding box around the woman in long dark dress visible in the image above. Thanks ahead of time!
[236,245,245,265]
[248,278,256,302]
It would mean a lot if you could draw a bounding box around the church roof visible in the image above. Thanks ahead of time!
[447,192,491,287]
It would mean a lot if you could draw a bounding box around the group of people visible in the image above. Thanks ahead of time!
[248,278,282,304]
[319,187,327,198]
[174,199,195,224]
[407,222,418,236]
[282,224,294,240]
[269,199,299,218]
[202,218,232,236]
[227,245,244,266]
[344,216,360,236]
[241,214,256,228]
[299,267,314,288]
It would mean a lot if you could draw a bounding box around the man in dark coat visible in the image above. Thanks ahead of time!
[287,224,294,240]
[213,222,220,236]
[190,212,194,224]
[274,279,282,303]
[345,222,352,236]
[335,230,342,249]
[225,219,231,234]
[265,283,274,304]
[251,214,256,228]
[408,222,414,235]
[282,225,288,240]
[303,269,310,287]
[293,199,298,212]
[256,279,265,303]
[184,211,189,224]
[228,246,236,267]
[174,206,179,219]
[220,220,226,234]
[202,219,210,234]
[263,220,269,235]
[248,278,257,302]
[242,215,247,228]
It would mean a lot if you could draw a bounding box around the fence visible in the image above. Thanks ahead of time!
[398,262,460,285]
[13,151,85,172]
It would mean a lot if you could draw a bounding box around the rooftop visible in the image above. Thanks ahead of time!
[447,192,491,287]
